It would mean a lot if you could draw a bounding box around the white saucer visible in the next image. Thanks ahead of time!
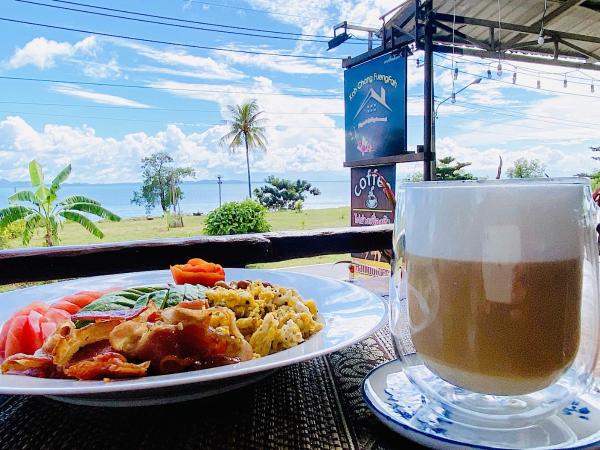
[362,360,600,449]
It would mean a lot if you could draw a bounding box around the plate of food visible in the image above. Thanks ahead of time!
[0,259,387,406]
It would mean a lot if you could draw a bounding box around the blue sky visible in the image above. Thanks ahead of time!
[0,0,598,184]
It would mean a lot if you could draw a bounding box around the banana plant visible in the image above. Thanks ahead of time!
[0,160,121,246]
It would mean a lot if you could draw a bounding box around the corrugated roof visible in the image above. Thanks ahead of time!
[379,0,600,71]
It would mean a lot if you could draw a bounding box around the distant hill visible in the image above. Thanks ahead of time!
[0,179,29,188]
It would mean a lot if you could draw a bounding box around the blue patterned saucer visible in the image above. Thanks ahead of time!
[362,360,600,449]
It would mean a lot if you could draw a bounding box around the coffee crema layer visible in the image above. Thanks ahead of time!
[408,254,582,395]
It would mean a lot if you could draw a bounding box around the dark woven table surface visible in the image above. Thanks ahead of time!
[0,281,420,450]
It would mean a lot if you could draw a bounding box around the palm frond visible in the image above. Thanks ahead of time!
[51,164,71,188]
[59,211,104,239]
[49,165,71,200]
[22,214,42,246]
[29,160,44,187]
[8,190,40,206]
[65,202,121,221]
[59,195,100,206]
[220,98,268,166]
[0,206,33,228]
[34,184,49,205]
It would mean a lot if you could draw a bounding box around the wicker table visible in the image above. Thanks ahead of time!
[0,279,421,450]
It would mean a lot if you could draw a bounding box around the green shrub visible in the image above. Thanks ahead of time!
[0,220,26,249]
[204,200,271,235]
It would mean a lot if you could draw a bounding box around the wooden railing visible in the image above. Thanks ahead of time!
[0,225,394,284]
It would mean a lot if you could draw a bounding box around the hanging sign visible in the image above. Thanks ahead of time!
[350,164,396,277]
[344,52,407,164]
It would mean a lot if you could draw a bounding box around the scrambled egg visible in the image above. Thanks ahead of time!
[205,281,324,357]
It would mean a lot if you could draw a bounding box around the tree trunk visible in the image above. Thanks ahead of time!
[245,138,252,199]
[45,224,53,247]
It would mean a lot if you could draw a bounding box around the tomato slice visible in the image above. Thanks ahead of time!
[4,316,29,358]
[44,307,71,325]
[13,302,49,318]
[0,318,14,358]
[62,291,103,308]
[40,322,57,341]
[24,311,44,353]
[51,300,80,315]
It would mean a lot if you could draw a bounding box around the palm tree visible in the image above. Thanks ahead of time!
[219,99,268,198]
[0,160,121,246]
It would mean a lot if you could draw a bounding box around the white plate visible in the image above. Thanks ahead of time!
[0,269,387,406]
[363,360,600,450]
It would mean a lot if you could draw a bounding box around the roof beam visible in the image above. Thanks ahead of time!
[504,0,587,48]
[432,44,600,71]
[557,38,600,61]
[432,19,492,50]
[433,12,600,45]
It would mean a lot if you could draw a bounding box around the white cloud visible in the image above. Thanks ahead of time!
[81,57,122,79]
[51,85,151,108]
[220,46,340,75]
[7,36,97,70]
[0,114,346,184]
[114,41,246,80]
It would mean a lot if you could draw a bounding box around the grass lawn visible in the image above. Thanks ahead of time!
[0,207,352,291]
[6,207,350,248]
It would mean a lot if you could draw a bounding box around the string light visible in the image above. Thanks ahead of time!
[564,75,568,88]
[451,91,456,104]
[538,0,547,45]
[512,72,517,84]
[451,0,457,99]
[497,0,503,77]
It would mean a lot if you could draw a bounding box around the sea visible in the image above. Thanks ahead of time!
[0,181,350,218]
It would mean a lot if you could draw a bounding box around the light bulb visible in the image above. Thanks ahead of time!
[537,33,545,45]
[451,92,456,104]
[512,72,517,84]
[497,63,502,76]
[537,79,541,89]
[487,69,492,79]
[564,76,567,88]
[453,67,458,80]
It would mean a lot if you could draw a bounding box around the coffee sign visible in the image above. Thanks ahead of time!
[344,52,407,163]
[351,164,396,277]
[350,165,395,227]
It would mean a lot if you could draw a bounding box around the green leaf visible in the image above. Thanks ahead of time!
[29,160,44,187]
[22,213,42,246]
[51,164,71,189]
[65,203,121,222]
[8,190,39,206]
[59,195,100,206]
[35,184,49,204]
[0,206,32,229]
[48,215,60,245]
[59,210,104,239]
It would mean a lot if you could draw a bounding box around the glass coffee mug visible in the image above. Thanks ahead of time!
[390,178,599,428]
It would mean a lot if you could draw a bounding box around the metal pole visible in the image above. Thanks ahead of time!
[423,0,435,181]
[217,175,223,207]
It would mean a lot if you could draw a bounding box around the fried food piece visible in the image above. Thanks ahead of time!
[44,320,122,367]
[109,305,253,374]
[64,353,149,380]
[1,353,56,378]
